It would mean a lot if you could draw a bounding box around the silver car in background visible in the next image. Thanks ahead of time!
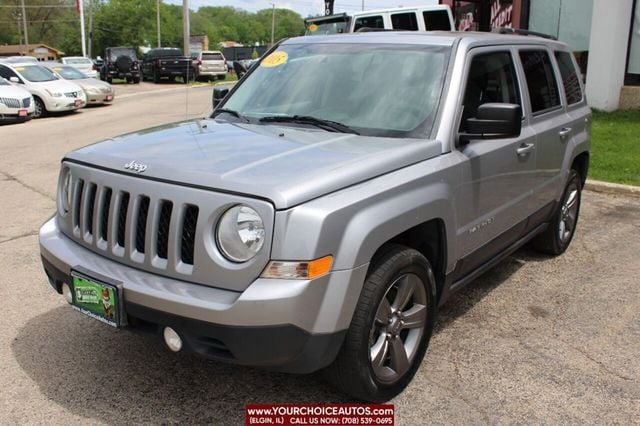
[61,56,98,79]
[192,50,227,81]
[44,63,114,105]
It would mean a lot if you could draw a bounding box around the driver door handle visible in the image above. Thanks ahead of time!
[516,143,535,157]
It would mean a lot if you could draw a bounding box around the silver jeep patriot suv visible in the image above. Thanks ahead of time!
[40,31,590,402]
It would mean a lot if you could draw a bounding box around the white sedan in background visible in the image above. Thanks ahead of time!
[61,56,98,79]
[44,63,115,105]
[0,62,86,118]
[0,76,35,124]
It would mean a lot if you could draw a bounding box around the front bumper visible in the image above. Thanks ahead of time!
[46,97,85,112]
[39,217,367,372]
[86,92,114,104]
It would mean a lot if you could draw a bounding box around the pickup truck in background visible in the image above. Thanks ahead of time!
[141,48,196,83]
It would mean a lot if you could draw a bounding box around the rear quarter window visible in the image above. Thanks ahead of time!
[555,51,583,105]
[423,10,452,30]
[519,50,561,114]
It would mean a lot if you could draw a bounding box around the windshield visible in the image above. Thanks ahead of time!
[15,65,57,82]
[305,17,351,35]
[64,57,92,65]
[219,43,450,138]
[50,66,86,80]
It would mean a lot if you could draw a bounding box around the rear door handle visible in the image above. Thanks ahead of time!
[516,143,535,157]
[558,127,572,139]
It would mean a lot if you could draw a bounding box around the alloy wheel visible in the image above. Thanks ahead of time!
[369,273,427,384]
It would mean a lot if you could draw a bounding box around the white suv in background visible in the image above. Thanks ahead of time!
[192,51,227,81]
[61,56,98,79]
[0,62,86,118]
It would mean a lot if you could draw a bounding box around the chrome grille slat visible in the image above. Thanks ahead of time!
[0,97,20,108]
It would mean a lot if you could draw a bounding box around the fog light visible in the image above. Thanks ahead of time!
[163,327,183,352]
[61,283,73,304]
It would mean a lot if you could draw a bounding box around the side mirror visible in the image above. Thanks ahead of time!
[9,76,20,84]
[212,86,229,108]
[459,103,522,146]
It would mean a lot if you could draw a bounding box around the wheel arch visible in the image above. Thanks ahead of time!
[571,151,590,188]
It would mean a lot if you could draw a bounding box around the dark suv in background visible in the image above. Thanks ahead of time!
[141,47,195,83]
[100,47,141,84]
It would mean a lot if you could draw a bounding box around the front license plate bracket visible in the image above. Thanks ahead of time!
[70,268,125,327]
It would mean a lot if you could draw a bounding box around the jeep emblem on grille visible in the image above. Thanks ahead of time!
[124,160,147,173]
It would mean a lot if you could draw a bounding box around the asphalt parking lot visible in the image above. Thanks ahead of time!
[0,83,638,424]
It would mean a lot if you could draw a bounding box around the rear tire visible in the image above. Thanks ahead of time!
[531,169,582,255]
[324,245,437,402]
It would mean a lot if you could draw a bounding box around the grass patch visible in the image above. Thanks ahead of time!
[590,109,640,186]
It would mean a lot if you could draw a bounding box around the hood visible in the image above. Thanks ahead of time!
[75,78,112,91]
[0,84,32,99]
[65,119,442,209]
[30,79,83,94]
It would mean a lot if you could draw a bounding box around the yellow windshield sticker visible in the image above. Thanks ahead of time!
[308,24,318,32]
[261,51,288,68]
[15,67,25,72]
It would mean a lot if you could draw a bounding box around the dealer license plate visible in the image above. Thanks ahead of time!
[18,109,27,117]
[71,272,119,327]
[106,95,113,101]
[74,99,82,107]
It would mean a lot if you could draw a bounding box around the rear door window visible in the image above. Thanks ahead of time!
[519,50,561,114]
[554,51,583,105]
[354,15,384,31]
[423,10,452,30]
[391,12,418,30]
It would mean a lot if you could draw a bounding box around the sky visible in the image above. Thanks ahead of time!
[165,0,441,19]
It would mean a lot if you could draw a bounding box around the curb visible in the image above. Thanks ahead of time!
[584,179,640,197]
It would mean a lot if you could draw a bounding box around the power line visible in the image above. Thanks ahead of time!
[0,4,75,8]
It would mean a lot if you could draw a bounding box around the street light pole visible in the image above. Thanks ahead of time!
[79,0,87,57]
[270,3,275,46]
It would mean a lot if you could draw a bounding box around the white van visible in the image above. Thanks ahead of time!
[305,4,454,35]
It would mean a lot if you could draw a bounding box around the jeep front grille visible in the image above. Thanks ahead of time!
[70,177,199,267]
[58,162,274,290]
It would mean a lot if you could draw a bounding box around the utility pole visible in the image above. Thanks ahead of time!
[362,0,364,11]
[157,0,161,48]
[270,3,275,46]
[20,0,28,53]
[79,0,87,57]
[182,0,189,55]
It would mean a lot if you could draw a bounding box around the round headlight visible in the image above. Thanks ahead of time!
[58,168,72,214]
[216,205,265,262]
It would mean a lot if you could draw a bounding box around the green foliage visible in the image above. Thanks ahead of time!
[591,110,640,186]
[0,1,305,58]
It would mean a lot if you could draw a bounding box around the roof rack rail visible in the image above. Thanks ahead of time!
[495,28,557,40]
[354,27,398,33]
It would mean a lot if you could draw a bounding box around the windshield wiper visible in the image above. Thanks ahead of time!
[212,108,248,122]
[259,115,359,135]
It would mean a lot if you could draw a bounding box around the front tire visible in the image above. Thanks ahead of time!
[33,96,46,118]
[531,169,582,255]
[324,245,437,402]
